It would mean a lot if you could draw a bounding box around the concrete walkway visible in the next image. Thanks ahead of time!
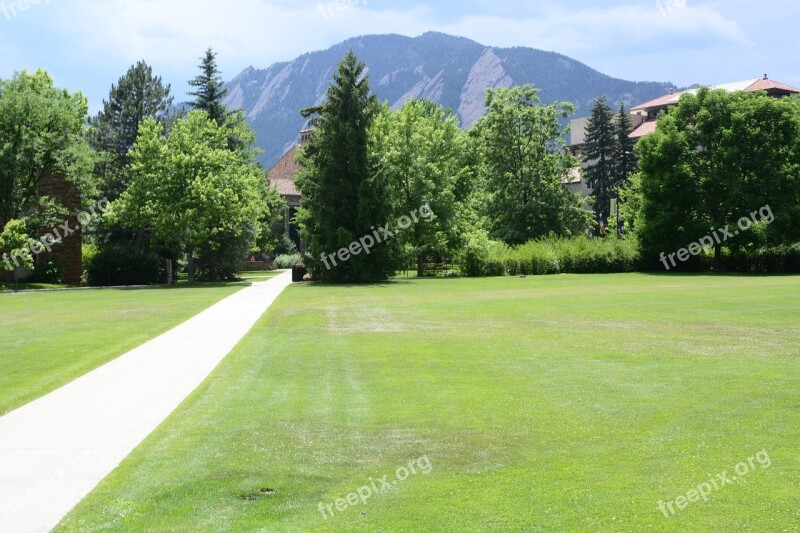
[0,271,293,532]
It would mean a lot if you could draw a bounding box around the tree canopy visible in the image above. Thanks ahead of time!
[636,87,800,268]
[473,84,589,245]
[115,111,278,283]
[296,50,395,282]
[0,70,95,227]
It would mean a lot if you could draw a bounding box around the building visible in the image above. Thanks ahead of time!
[266,129,311,249]
[568,75,800,192]
[629,75,800,141]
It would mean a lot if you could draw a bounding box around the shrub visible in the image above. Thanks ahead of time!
[719,244,800,273]
[31,260,64,284]
[87,243,163,286]
[461,236,641,277]
[275,253,302,269]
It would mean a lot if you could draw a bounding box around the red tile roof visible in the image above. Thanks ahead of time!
[746,78,800,93]
[632,78,800,113]
[629,120,658,139]
[631,93,680,112]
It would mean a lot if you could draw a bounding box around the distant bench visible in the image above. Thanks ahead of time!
[241,261,276,272]
[423,263,446,276]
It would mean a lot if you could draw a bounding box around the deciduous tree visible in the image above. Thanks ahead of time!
[473,84,589,245]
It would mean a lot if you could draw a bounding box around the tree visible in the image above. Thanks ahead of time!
[116,111,275,283]
[0,70,95,228]
[90,61,174,201]
[296,50,394,282]
[371,99,468,276]
[636,87,800,269]
[611,103,638,235]
[188,48,228,126]
[581,96,616,233]
[0,219,35,291]
[473,84,590,245]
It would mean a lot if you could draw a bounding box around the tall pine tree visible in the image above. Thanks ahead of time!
[90,61,173,201]
[612,103,637,188]
[188,48,228,126]
[581,96,616,234]
[296,51,395,282]
[611,103,638,235]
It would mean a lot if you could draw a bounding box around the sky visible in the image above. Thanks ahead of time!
[1,0,798,113]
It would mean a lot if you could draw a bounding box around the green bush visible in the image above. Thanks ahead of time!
[87,243,163,286]
[719,244,800,273]
[275,253,302,269]
[462,236,641,277]
[31,260,64,284]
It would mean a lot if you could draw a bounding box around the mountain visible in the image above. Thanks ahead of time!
[223,32,678,168]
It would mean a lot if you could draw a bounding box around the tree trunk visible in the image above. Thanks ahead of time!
[187,246,195,284]
[417,252,424,278]
[714,243,721,271]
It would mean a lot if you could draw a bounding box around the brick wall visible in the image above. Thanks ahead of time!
[38,176,83,285]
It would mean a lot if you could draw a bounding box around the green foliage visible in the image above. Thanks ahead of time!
[89,61,174,202]
[116,111,274,283]
[0,219,35,272]
[30,260,64,284]
[582,96,616,225]
[86,242,163,286]
[618,172,643,236]
[461,236,640,277]
[472,84,590,244]
[612,103,638,186]
[188,48,229,127]
[274,253,302,269]
[296,50,395,282]
[0,70,95,225]
[636,88,800,269]
[371,99,469,275]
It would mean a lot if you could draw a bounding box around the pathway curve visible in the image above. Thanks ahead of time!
[0,270,293,532]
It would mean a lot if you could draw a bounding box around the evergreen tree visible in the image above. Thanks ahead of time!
[188,48,228,126]
[582,96,616,234]
[611,103,638,235]
[296,51,394,282]
[612,103,638,187]
[90,61,174,201]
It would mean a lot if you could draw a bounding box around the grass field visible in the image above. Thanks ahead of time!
[57,274,800,531]
[0,283,249,416]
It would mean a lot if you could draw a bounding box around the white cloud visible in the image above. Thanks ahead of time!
[438,3,749,57]
[64,0,747,72]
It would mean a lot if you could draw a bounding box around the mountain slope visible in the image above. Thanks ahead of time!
[223,32,677,167]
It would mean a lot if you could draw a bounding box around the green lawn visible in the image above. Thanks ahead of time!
[57,274,800,531]
[0,283,246,416]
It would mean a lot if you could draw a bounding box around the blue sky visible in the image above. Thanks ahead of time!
[1,0,798,113]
